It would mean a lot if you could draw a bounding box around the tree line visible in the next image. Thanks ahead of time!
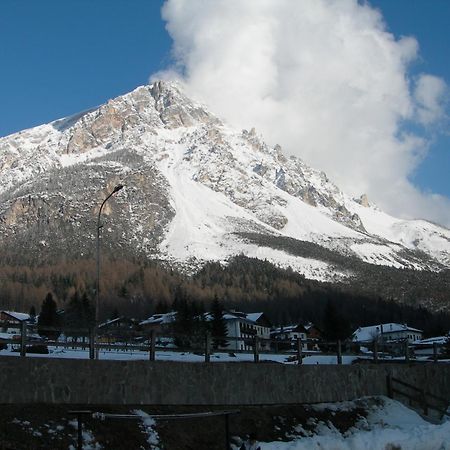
[2,255,450,339]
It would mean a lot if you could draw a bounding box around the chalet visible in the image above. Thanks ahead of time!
[0,311,31,334]
[139,312,177,334]
[353,323,423,344]
[221,311,272,351]
[98,316,140,342]
[270,324,308,351]
[0,311,30,323]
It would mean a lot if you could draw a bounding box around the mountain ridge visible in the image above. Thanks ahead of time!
[0,81,449,286]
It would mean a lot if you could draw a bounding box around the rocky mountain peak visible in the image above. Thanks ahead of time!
[0,81,449,280]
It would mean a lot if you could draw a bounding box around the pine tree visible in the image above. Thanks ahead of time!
[80,293,95,329]
[322,298,351,342]
[37,293,60,340]
[29,305,36,324]
[210,297,228,349]
[64,291,93,342]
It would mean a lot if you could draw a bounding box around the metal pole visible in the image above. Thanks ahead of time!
[77,413,83,450]
[95,185,123,360]
[373,340,378,363]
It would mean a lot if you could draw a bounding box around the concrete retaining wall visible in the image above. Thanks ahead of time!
[1,357,449,405]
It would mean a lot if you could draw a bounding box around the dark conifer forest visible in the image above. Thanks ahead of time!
[0,255,449,337]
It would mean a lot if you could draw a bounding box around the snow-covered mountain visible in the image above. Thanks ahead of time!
[0,81,449,283]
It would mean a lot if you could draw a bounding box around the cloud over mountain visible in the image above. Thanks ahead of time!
[156,0,450,227]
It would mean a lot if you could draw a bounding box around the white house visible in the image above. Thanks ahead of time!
[222,311,272,351]
[353,323,423,344]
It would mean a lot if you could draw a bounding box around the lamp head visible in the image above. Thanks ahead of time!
[112,184,124,193]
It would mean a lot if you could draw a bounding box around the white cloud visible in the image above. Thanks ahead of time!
[414,74,447,125]
[156,0,450,227]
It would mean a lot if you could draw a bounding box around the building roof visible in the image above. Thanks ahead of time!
[221,311,270,327]
[271,324,307,335]
[414,335,449,346]
[1,311,31,322]
[353,323,423,342]
[98,316,137,329]
[140,312,177,326]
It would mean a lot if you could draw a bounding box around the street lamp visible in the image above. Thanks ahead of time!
[91,184,124,359]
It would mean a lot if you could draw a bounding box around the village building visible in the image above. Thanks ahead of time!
[221,311,272,351]
[139,312,177,334]
[98,316,140,343]
[270,324,308,351]
[0,311,31,334]
[412,335,449,357]
[353,323,423,344]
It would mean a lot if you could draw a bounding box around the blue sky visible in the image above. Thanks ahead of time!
[0,0,448,201]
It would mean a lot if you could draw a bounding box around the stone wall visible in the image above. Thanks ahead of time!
[1,358,449,405]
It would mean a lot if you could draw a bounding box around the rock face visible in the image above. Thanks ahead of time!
[0,81,449,278]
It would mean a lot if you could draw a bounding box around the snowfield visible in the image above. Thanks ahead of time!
[249,397,450,450]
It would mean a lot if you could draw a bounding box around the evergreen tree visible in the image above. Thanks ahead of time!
[210,297,228,349]
[155,300,169,314]
[172,298,195,348]
[80,293,95,329]
[29,305,36,324]
[322,298,351,342]
[64,291,94,341]
[37,293,60,340]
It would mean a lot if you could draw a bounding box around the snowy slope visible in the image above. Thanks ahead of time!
[0,81,449,280]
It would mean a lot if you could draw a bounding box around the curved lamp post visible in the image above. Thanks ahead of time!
[91,184,124,359]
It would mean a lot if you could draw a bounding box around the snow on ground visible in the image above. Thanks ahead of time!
[245,397,450,450]
[346,200,450,266]
[133,409,160,449]
[0,346,360,364]
[68,419,100,450]
[350,242,411,268]
[154,133,348,281]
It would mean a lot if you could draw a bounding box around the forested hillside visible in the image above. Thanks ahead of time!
[0,255,449,337]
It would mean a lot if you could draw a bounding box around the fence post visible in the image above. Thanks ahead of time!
[373,340,378,363]
[253,336,259,363]
[404,340,410,362]
[149,330,156,361]
[433,342,438,363]
[337,340,342,365]
[297,338,303,365]
[205,332,211,363]
[386,374,393,399]
[89,327,95,360]
[20,321,27,357]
